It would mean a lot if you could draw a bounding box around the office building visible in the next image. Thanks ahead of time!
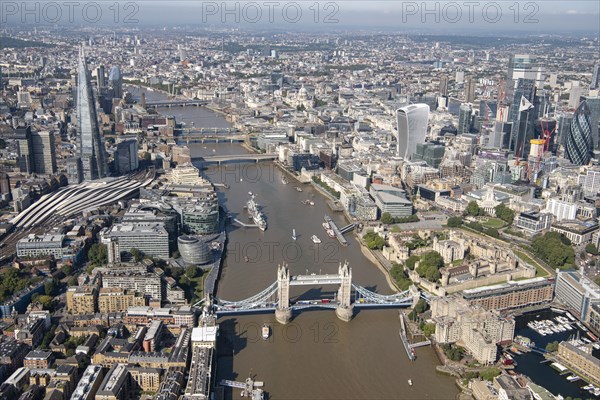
[30,130,57,175]
[458,104,473,134]
[555,270,600,321]
[168,193,220,235]
[77,48,108,180]
[178,236,212,265]
[396,104,429,160]
[14,126,34,174]
[550,220,599,245]
[582,96,600,149]
[108,65,123,100]
[66,157,84,185]
[465,77,476,103]
[96,65,106,88]
[412,142,446,168]
[508,78,536,151]
[514,211,553,234]
[566,100,593,165]
[439,75,449,97]
[16,234,65,259]
[114,138,139,175]
[100,222,170,261]
[0,172,11,200]
[369,183,413,218]
[461,277,554,311]
[591,64,600,90]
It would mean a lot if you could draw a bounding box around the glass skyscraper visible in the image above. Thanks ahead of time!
[396,104,429,160]
[77,48,108,180]
[566,101,593,166]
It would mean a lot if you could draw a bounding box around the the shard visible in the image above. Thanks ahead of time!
[77,47,108,180]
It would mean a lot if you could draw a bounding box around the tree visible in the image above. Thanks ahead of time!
[545,341,559,352]
[88,244,108,265]
[405,255,420,270]
[67,277,78,287]
[479,368,501,381]
[494,204,515,224]
[586,243,599,255]
[465,201,482,217]
[363,232,385,250]
[446,216,463,227]
[185,265,198,279]
[380,212,393,225]
[485,228,499,239]
[416,251,444,282]
[130,248,143,262]
[44,279,56,296]
[422,323,436,337]
[531,232,575,269]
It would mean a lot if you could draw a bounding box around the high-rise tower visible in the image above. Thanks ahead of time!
[396,104,430,160]
[77,47,108,180]
[565,101,593,166]
[108,65,123,99]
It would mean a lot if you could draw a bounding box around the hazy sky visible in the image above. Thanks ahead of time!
[132,0,600,32]
[3,0,599,34]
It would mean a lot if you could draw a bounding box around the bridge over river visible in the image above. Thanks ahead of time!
[201,262,429,323]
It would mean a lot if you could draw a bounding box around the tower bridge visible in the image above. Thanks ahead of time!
[210,262,422,323]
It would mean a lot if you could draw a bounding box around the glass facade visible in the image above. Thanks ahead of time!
[566,101,593,166]
[77,48,108,180]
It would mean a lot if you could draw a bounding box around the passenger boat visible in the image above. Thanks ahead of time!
[326,229,335,238]
[262,324,270,340]
[311,235,321,244]
[408,379,413,386]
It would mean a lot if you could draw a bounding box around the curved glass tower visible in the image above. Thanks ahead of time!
[566,101,593,166]
[396,104,430,160]
[77,48,108,180]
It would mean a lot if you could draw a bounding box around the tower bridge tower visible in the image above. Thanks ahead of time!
[335,261,354,322]
[275,263,292,324]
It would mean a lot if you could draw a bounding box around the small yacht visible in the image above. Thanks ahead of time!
[311,235,321,244]
[408,379,413,386]
[292,229,297,241]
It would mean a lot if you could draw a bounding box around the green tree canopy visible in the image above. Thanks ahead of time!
[586,243,599,255]
[446,216,463,227]
[130,248,144,262]
[531,232,575,269]
[465,201,483,217]
[416,251,444,282]
[494,203,515,224]
[88,244,108,265]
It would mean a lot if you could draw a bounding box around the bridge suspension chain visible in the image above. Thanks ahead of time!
[352,284,414,304]
[215,282,278,308]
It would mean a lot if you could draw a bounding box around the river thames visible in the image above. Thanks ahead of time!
[136,87,460,399]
